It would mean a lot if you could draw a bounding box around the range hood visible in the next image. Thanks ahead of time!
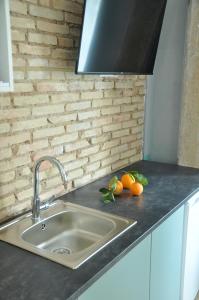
[76,0,168,75]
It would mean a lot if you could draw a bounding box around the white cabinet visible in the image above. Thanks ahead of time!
[79,235,151,300]
[181,192,199,300]
[150,206,185,300]
[79,206,185,300]
[0,0,13,92]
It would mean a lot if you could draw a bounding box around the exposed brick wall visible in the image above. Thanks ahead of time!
[0,0,145,221]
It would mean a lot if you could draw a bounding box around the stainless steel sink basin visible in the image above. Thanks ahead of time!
[22,210,116,254]
[0,201,137,269]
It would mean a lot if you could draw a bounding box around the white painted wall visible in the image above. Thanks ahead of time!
[144,0,188,163]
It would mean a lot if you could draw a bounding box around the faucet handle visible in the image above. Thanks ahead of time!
[40,195,56,211]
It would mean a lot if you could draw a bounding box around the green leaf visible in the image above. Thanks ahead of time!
[99,188,110,194]
[141,177,149,186]
[130,170,139,176]
[108,176,118,192]
[129,173,135,180]
[102,198,112,204]
[100,188,115,204]
[110,182,117,193]
[129,171,149,186]
[110,192,115,202]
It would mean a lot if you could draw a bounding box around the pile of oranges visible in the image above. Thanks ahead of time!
[99,171,148,203]
[112,173,143,196]
[121,173,143,196]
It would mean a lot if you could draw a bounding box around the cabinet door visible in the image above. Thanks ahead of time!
[182,196,199,300]
[79,235,151,300]
[150,206,184,300]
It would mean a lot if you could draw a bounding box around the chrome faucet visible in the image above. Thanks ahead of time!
[32,156,67,221]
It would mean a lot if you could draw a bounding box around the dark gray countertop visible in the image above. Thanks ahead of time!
[0,160,199,300]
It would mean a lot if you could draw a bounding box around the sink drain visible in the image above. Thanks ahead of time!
[52,247,71,255]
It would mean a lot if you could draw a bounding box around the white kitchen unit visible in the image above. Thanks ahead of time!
[79,206,185,300]
[181,192,199,300]
[150,206,185,300]
[0,0,13,92]
[79,235,151,300]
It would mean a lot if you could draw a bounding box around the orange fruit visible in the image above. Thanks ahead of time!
[130,182,143,196]
[113,180,123,195]
[121,173,135,189]
[108,176,123,195]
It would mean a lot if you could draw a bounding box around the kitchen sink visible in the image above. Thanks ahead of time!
[0,201,137,269]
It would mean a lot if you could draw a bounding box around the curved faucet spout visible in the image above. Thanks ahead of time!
[32,156,67,221]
